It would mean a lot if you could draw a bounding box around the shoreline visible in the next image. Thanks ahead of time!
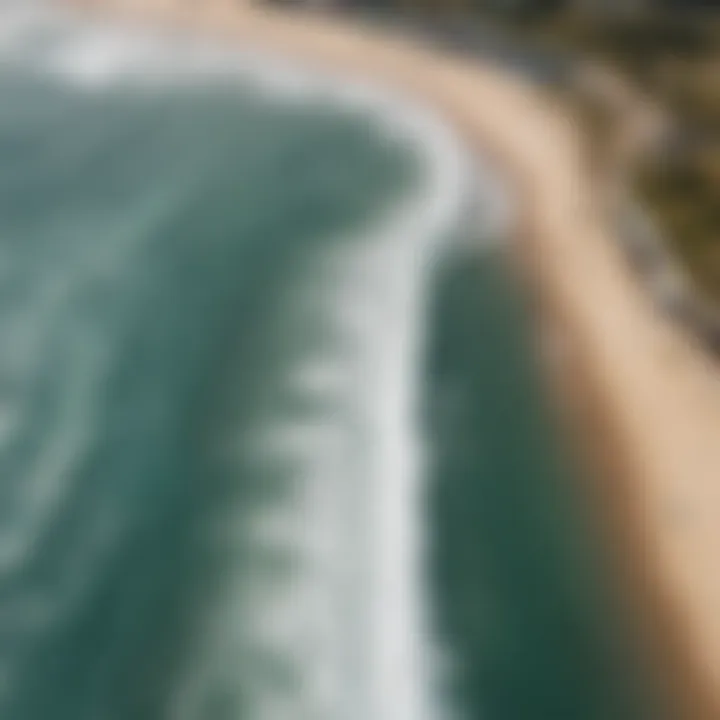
[62,1,720,716]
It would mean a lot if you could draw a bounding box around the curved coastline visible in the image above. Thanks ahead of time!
[0,7,495,718]
[58,1,720,716]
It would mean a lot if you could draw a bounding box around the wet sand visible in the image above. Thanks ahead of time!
[62,1,720,715]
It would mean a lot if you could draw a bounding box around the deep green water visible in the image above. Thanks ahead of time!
[425,251,653,719]
[0,6,652,720]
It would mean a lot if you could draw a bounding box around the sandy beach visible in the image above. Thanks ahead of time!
[63,0,720,715]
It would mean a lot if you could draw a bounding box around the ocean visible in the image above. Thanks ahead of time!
[0,5,651,720]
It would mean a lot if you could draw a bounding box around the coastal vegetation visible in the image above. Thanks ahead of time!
[338,1,720,304]
[522,9,720,305]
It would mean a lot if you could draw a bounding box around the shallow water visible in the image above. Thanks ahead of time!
[0,7,651,720]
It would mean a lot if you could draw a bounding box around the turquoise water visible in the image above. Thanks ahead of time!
[0,7,651,720]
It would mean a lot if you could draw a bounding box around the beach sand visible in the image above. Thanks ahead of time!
[62,1,720,715]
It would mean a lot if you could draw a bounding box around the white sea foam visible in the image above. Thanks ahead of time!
[0,5,513,720]
[177,73,481,720]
